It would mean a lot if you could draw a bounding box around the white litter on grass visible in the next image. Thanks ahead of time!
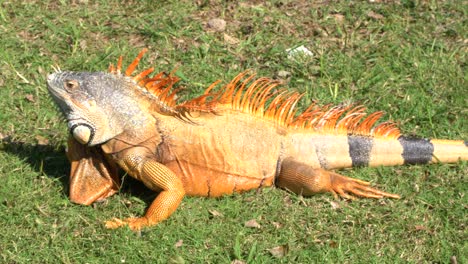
[286,45,313,60]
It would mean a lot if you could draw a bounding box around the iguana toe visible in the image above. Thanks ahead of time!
[105,217,150,230]
[330,173,400,199]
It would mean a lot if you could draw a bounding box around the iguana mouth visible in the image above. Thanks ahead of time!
[70,123,95,145]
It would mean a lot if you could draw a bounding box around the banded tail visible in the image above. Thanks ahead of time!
[348,136,468,167]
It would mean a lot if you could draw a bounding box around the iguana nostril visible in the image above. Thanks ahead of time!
[71,125,92,144]
[47,73,55,83]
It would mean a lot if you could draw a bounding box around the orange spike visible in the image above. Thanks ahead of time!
[316,106,339,129]
[339,112,366,132]
[159,81,176,100]
[204,80,222,95]
[373,122,400,138]
[240,78,271,112]
[284,93,304,125]
[198,80,222,104]
[116,56,123,74]
[275,93,300,125]
[125,48,148,76]
[252,88,278,117]
[327,105,352,130]
[354,111,384,135]
[265,91,289,119]
[233,74,256,110]
[250,81,276,114]
[307,106,330,129]
[165,88,183,105]
[133,67,154,82]
[153,71,167,80]
[219,72,248,104]
[239,79,262,112]
[108,63,115,73]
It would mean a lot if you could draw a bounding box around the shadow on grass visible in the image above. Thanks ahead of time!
[1,138,69,190]
[1,138,156,204]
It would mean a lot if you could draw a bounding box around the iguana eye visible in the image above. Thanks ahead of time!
[64,80,79,91]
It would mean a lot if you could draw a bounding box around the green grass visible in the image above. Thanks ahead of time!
[0,0,466,263]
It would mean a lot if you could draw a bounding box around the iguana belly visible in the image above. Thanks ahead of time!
[164,160,275,197]
[157,112,282,197]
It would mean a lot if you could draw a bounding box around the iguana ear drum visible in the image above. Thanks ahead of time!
[70,123,95,145]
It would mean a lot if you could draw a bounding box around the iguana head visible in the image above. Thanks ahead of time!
[46,70,148,146]
[47,49,192,146]
[47,71,139,205]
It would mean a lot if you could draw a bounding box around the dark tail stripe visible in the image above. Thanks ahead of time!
[398,136,434,164]
[464,140,467,147]
[348,135,373,167]
[315,147,329,169]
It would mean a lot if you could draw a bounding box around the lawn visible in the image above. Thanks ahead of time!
[0,0,466,263]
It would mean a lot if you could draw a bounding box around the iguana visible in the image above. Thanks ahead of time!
[47,49,467,230]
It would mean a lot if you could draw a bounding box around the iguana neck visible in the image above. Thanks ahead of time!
[105,76,161,138]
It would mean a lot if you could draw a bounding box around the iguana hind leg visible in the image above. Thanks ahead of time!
[276,157,400,199]
[105,154,185,230]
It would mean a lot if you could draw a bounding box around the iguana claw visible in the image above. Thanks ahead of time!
[105,217,150,230]
[329,173,400,200]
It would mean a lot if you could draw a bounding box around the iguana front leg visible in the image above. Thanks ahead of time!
[276,157,400,199]
[105,151,185,230]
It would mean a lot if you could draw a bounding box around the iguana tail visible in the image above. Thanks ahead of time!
[288,134,467,169]
[277,136,466,199]
[347,136,467,168]
[356,136,468,166]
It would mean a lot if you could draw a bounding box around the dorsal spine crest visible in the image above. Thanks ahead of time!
[108,49,401,139]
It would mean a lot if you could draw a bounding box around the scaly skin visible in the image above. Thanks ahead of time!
[47,49,468,230]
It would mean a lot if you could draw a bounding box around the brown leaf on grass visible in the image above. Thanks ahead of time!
[174,239,183,248]
[231,260,246,264]
[25,94,35,103]
[268,244,289,258]
[368,11,384,20]
[128,33,146,48]
[276,70,291,79]
[329,201,341,210]
[0,132,7,141]
[168,255,185,264]
[207,18,226,32]
[244,219,261,228]
[79,39,87,50]
[415,225,427,231]
[450,256,458,264]
[224,33,240,45]
[332,14,345,23]
[271,221,282,229]
[244,196,255,202]
[35,135,49,145]
[209,209,224,217]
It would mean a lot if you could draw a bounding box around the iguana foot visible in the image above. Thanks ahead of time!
[329,172,400,200]
[105,217,151,230]
[277,157,400,199]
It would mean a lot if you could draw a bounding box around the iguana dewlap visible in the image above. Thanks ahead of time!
[46,49,467,230]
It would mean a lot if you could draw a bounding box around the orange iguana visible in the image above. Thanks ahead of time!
[47,49,467,230]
